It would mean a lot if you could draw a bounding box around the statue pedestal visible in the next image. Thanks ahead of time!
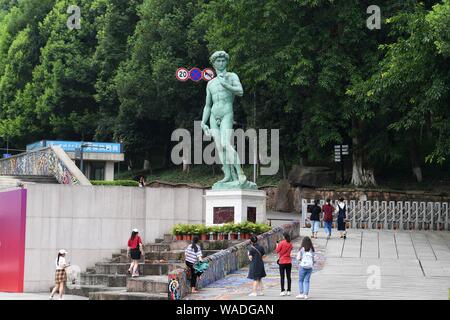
[205,189,267,226]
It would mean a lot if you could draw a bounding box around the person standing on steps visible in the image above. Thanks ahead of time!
[127,228,143,277]
[322,198,335,240]
[336,197,347,239]
[276,232,293,296]
[296,236,315,300]
[185,236,203,293]
[247,235,267,296]
[310,200,322,239]
[50,249,70,300]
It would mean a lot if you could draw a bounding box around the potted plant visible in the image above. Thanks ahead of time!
[207,226,215,240]
[172,224,184,241]
[240,222,251,239]
[184,225,194,241]
[225,223,235,240]
[221,223,232,240]
[217,225,225,240]
[198,225,208,241]
[210,225,221,240]
[237,222,245,239]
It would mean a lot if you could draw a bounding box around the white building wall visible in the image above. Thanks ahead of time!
[23,184,205,292]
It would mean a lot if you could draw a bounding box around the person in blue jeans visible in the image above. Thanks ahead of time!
[296,236,315,299]
[309,200,321,239]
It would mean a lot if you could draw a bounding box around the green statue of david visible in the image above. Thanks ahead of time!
[201,51,257,190]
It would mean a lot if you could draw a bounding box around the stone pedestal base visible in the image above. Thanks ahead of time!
[205,189,267,226]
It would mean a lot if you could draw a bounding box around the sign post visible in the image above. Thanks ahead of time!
[334,145,349,186]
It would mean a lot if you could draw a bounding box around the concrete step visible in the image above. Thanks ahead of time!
[144,244,171,252]
[145,249,220,262]
[94,262,183,276]
[89,290,168,300]
[126,276,167,294]
[65,285,126,297]
[80,273,127,287]
[169,240,240,251]
[154,238,164,244]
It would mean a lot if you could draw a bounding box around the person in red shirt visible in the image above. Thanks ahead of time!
[276,232,293,296]
[322,198,335,240]
[127,228,143,277]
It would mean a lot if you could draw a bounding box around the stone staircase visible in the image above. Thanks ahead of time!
[0,175,58,189]
[67,237,225,300]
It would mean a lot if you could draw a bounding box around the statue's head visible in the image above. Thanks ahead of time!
[210,51,229,72]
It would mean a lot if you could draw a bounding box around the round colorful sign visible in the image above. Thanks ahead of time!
[202,68,215,81]
[189,68,202,82]
[176,67,189,82]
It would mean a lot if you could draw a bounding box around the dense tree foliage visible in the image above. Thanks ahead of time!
[0,0,448,186]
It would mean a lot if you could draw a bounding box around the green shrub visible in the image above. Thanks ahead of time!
[172,224,183,235]
[222,223,234,234]
[91,180,139,187]
[256,223,272,234]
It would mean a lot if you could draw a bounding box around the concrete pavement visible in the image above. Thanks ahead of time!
[185,227,450,300]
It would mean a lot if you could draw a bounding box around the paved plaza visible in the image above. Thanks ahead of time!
[185,227,450,300]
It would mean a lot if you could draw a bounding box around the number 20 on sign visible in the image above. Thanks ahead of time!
[176,67,189,82]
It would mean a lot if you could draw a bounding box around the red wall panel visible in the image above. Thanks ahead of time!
[0,189,27,292]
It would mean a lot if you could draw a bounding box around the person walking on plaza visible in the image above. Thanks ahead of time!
[322,198,334,240]
[127,228,143,277]
[336,197,347,239]
[276,232,293,296]
[310,200,322,239]
[50,249,70,300]
[248,235,267,296]
[296,236,315,300]
[185,236,203,293]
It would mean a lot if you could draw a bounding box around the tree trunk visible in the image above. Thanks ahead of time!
[350,121,377,187]
[409,137,422,183]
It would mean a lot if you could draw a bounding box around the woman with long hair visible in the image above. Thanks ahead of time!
[276,232,293,296]
[49,249,70,300]
[185,236,203,293]
[296,236,315,299]
[247,235,267,296]
[127,228,143,277]
[322,198,335,240]
[336,197,347,239]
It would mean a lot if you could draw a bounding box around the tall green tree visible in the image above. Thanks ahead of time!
[115,0,208,169]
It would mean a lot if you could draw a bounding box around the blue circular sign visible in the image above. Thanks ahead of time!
[189,68,202,82]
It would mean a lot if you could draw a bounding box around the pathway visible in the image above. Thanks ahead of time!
[185,228,450,300]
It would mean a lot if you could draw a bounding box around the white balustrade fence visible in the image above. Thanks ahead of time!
[301,199,449,231]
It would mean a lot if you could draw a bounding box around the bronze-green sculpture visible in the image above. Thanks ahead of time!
[201,51,257,190]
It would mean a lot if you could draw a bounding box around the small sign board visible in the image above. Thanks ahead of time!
[3,153,12,159]
[189,68,202,82]
[176,67,189,82]
[202,68,215,81]
[341,145,349,155]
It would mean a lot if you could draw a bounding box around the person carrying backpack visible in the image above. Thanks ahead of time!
[322,198,334,240]
[296,236,315,300]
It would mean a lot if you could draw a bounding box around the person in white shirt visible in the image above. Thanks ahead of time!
[184,236,203,293]
[50,249,70,300]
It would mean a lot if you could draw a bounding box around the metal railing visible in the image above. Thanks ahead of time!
[301,199,449,231]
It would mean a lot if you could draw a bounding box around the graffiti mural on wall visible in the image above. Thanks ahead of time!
[0,147,80,185]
